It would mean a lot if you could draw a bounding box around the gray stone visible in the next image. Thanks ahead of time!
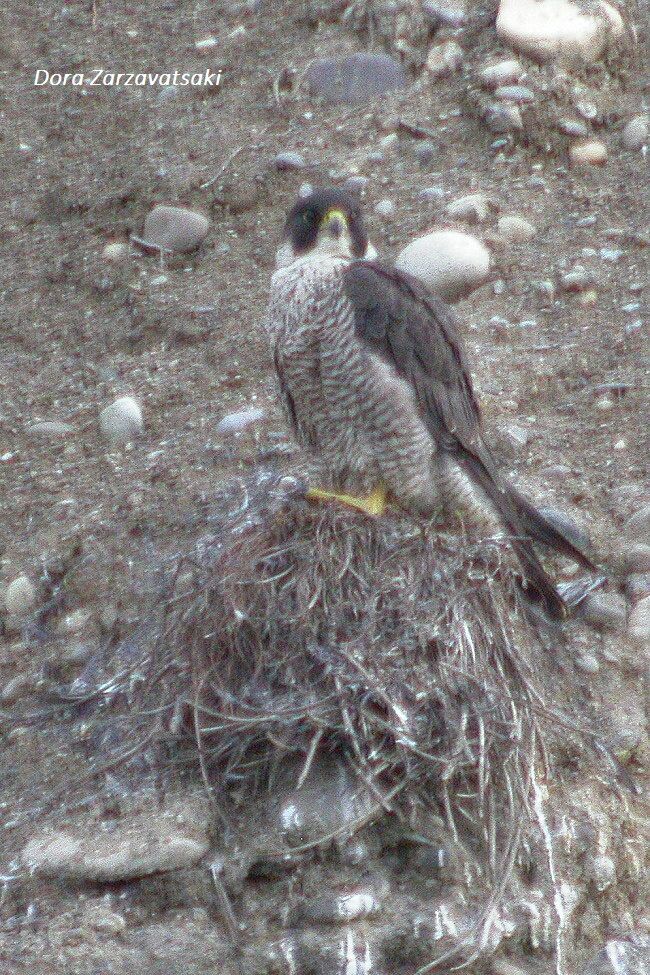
[99,396,143,443]
[396,230,490,302]
[495,84,535,102]
[297,888,380,926]
[419,186,445,201]
[306,53,406,104]
[343,176,368,195]
[575,651,600,674]
[423,0,466,27]
[413,140,437,166]
[570,140,608,167]
[446,193,489,224]
[621,116,648,151]
[588,854,616,891]
[498,215,536,241]
[143,205,209,253]
[479,59,523,89]
[26,421,73,438]
[624,505,650,546]
[274,151,306,171]
[496,0,624,65]
[485,103,523,132]
[375,198,395,217]
[561,269,595,292]
[216,408,265,435]
[426,40,464,78]
[5,575,36,615]
[499,423,529,451]
[557,118,590,138]
[22,802,210,882]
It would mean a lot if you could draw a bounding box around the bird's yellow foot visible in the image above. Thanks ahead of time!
[306,485,387,517]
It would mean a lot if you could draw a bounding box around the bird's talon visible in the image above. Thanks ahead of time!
[306,485,387,517]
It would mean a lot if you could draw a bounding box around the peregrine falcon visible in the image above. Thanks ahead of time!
[264,187,594,617]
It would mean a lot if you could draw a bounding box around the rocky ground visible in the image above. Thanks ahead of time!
[0,1,648,973]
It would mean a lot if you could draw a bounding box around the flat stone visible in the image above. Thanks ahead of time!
[5,575,36,615]
[621,116,648,151]
[557,118,590,137]
[274,151,306,171]
[395,230,491,302]
[22,803,210,882]
[499,423,530,451]
[498,215,536,241]
[561,269,595,291]
[143,205,209,253]
[479,59,524,89]
[628,596,650,644]
[496,0,623,65]
[570,139,608,167]
[426,40,464,78]
[495,84,535,102]
[446,193,490,224]
[99,396,143,443]
[216,408,265,435]
[26,421,74,438]
[306,53,406,104]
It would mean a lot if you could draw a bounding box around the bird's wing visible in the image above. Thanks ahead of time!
[343,259,488,465]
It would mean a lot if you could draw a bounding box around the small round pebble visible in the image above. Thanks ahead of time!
[99,396,144,443]
[485,103,523,132]
[274,151,307,171]
[216,408,266,435]
[498,215,536,242]
[569,139,608,167]
[621,116,648,151]
[374,199,395,217]
[143,205,209,253]
[5,575,36,615]
[102,241,129,263]
[589,854,616,891]
[426,40,463,78]
[575,652,600,674]
[480,59,523,89]
[446,193,489,224]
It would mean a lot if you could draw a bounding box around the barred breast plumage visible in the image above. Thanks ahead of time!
[265,254,440,509]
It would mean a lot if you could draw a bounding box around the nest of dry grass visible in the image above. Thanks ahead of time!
[119,471,568,872]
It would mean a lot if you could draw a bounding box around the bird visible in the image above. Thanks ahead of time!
[264,186,595,618]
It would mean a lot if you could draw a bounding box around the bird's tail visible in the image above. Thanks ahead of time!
[447,451,594,619]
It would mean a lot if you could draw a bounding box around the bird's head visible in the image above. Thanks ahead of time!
[276,187,372,267]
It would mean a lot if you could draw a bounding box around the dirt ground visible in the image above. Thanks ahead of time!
[0,1,648,973]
